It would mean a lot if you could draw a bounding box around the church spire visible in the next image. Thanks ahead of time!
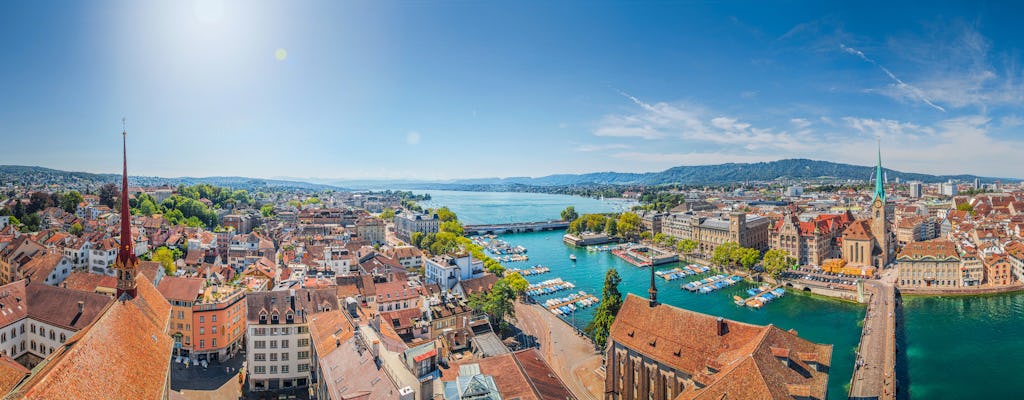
[873,138,885,202]
[115,120,138,300]
[648,264,658,307]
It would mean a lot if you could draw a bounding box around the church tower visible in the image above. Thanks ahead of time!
[114,124,138,300]
[870,141,890,268]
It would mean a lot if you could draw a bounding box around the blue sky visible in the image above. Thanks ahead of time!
[1,1,1023,180]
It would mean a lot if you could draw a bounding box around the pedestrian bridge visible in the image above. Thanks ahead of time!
[463,220,569,235]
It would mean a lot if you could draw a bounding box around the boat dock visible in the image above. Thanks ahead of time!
[546,292,600,315]
[682,274,742,293]
[508,265,550,277]
[656,264,711,281]
[735,284,785,308]
[526,278,576,296]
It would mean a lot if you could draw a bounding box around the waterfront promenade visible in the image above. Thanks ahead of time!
[514,301,602,400]
[849,273,897,400]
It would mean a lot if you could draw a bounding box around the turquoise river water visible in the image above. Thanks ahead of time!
[419,189,1024,399]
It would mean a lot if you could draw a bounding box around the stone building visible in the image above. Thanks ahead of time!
[770,212,853,266]
[603,293,832,400]
[896,240,961,288]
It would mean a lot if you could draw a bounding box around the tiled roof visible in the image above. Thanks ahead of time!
[7,276,173,399]
[440,348,576,400]
[897,239,959,261]
[307,310,355,359]
[18,252,65,283]
[610,295,831,400]
[60,272,117,295]
[842,220,875,241]
[245,288,339,324]
[156,277,205,302]
[24,282,113,331]
[0,353,28,396]
[458,273,498,297]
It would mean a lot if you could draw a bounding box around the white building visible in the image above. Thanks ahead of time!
[909,182,923,198]
[245,288,339,392]
[941,182,959,197]
[394,212,440,243]
[424,254,485,291]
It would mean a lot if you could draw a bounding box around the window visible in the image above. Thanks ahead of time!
[255,353,266,361]
[212,338,217,347]
[199,327,204,335]
[281,365,289,374]
[297,363,309,372]
[212,315,217,322]
[49,331,55,341]
[199,340,205,349]
[281,340,289,348]
[297,338,309,347]
[259,313,267,324]
[270,340,278,349]
[254,366,266,374]
[199,316,204,323]
[269,366,277,374]
[178,311,184,319]
[271,313,279,324]
[30,325,35,334]
[254,340,266,349]
[212,326,217,334]
[297,351,310,360]
[30,341,35,351]
[281,353,289,361]
[270,353,278,361]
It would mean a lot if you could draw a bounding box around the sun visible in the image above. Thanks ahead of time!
[275,48,288,62]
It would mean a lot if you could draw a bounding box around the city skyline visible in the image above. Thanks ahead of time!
[2,1,1024,180]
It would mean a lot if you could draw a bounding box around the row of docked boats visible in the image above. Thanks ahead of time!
[655,264,712,281]
[526,278,576,296]
[470,235,528,256]
[734,286,786,308]
[508,265,550,277]
[547,291,600,315]
[498,254,529,263]
[682,274,743,293]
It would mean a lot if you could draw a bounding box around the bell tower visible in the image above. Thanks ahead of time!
[114,120,138,300]
[870,140,890,268]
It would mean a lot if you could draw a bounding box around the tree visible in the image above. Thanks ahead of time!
[61,191,83,213]
[152,247,177,276]
[560,206,579,222]
[379,207,395,221]
[468,277,517,333]
[736,247,761,271]
[505,272,528,296]
[410,232,425,248]
[677,239,697,254]
[440,220,464,236]
[20,213,41,232]
[957,202,975,215]
[585,268,623,349]
[70,222,83,236]
[617,212,642,240]
[762,249,795,279]
[653,233,667,246]
[435,207,458,223]
[604,218,618,236]
[99,183,118,208]
[711,242,739,267]
[260,204,275,217]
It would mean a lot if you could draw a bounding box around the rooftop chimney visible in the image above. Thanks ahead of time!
[716,317,727,336]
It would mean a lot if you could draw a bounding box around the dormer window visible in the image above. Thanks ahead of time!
[259,312,267,324]
[285,312,294,323]
[271,312,279,324]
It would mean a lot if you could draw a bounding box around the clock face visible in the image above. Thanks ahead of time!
[874,199,882,208]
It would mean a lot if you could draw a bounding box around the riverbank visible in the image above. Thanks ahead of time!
[898,283,1024,296]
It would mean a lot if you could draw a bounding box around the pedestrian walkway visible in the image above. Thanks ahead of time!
[848,278,897,400]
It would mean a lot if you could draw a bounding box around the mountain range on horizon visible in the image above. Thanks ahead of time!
[2,159,1015,192]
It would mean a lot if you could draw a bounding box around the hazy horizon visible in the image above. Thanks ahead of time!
[3,1,1023,180]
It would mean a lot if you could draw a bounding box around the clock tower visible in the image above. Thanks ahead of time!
[870,141,890,268]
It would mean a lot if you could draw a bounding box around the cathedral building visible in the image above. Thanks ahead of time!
[841,145,896,269]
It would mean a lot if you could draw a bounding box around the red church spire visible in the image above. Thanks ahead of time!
[115,120,138,300]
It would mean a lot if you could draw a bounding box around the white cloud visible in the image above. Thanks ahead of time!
[406,131,421,145]
[841,117,935,140]
[841,44,946,112]
[594,92,814,152]
[612,151,776,165]
[790,118,812,129]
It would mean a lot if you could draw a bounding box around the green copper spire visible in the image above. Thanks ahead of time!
[874,139,885,201]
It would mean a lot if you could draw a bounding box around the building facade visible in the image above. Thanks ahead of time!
[394,212,440,243]
[896,240,961,288]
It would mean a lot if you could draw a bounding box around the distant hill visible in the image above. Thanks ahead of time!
[0,165,345,191]
[328,158,1014,189]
